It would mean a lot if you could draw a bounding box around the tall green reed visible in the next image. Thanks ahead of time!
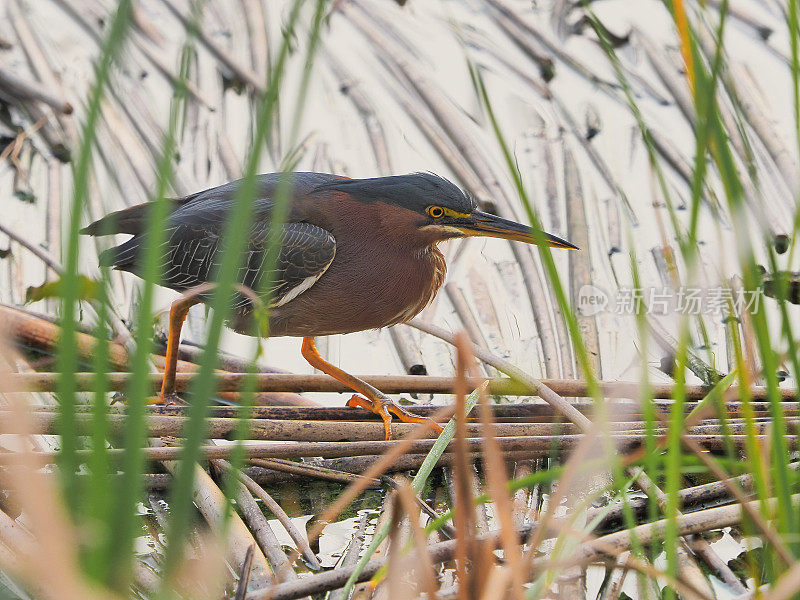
[50,0,331,592]
[58,0,132,515]
[160,0,331,584]
[109,1,200,589]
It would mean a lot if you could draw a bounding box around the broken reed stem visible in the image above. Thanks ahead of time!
[9,454,777,535]
[158,0,264,94]
[405,318,747,591]
[5,371,800,401]
[99,403,800,423]
[247,457,380,487]
[252,494,794,600]
[8,411,793,441]
[215,459,321,570]
[0,65,73,114]
[21,402,800,423]
[2,433,793,466]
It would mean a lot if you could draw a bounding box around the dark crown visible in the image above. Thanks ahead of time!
[316,173,476,214]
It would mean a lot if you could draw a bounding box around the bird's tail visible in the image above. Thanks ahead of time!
[97,237,142,270]
[80,202,158,236]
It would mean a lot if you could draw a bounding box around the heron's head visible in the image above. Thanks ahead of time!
[318,172,578,250]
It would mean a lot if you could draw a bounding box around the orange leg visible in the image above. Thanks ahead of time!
[301,336,443,440]
[157,295,202,403]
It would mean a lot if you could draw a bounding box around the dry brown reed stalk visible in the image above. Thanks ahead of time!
[0,432,790,468]
[570,545,715,600]
[512,460,538,528]
[325,52,393,175]
[0,282,134,355]
[632,464,747,594]
[388,326,428,377]
[260,472,788,600]
[234,545,255,600]
[384,480,441,599]
[8,0,73,135]
[0,328,128,599]
[0,221,62,275]
[649,321,725,385]
[22,368,800,399]
[642,381,781,591]
[484,0,620,93]
[214,459,320,570]
[266,478,779,600]
[302,401,458,550]
[248,457,380,486]
[527,495,800,586]
[704,0,775,39]
[9,445,762,514]
[411,314,745,592]
[219,475,288,586]
[550,94,638,225]
[19,410,780,440]
[619,418,750,594]
[390,85,488,197]
[680,433,794,564]
[96,102,158,194]
[445,284,490,352]
[155,451,273,590]
[242,453,534,488]
[0,65,72,115]
[484,3,553,79]
[468,336,525,599]
[385,488,405,599]
[599,552,631,600]
[260,340,476,597]
[158,0,264,94]
[253,490,774,600]
[138,279,278,583]
[32,401,800,423]
[452,331,475,600]
[522,421,604,575]
[531,132,575,383]
[242,0,268,79]
[8,302,800,402]
[730,63,799,197]
[393,477,439,599]
[564,144,601,377]
[406,319,593,429]
[129,34,211,108]
[759,559,800,600]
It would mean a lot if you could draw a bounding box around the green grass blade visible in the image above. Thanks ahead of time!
[58,0,132,516]
[160,0,310,581]
[107,2,200,589]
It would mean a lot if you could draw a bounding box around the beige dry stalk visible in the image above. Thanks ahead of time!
[169,531,229,600]
[0,324,242,599]
[452,331,475,600]
[0,320,119,600]
[465,336,525,600]
[392,477,439,599]
[680,434,793,564]
[296,400,457,571]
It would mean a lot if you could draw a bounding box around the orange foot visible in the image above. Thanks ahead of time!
[346,394,444,440]
[146,392,184,406]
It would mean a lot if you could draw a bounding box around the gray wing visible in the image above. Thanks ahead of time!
[158,221,336,308]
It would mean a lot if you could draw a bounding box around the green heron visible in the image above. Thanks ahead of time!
[83,172,576,438]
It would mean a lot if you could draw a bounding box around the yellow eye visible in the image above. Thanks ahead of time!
[427,206,445,218]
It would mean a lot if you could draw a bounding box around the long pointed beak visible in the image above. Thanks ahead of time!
[450,211,578,249]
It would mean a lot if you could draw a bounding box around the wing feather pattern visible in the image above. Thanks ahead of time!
[110,222,335,308]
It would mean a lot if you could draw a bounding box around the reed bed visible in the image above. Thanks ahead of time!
[0,0,799,599]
